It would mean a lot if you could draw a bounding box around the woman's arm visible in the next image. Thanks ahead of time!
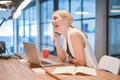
[54,32,67,62]
[68,31,86,66]
[82,31,88,38]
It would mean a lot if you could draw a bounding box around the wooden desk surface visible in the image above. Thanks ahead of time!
[0,58,55,80]
[0,54,120,80]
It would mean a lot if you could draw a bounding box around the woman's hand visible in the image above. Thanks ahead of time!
[53,32,67,62]
[68,55,76,63]
[54,31,61,42]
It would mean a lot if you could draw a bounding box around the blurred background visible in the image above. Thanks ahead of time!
[0,0,120,60]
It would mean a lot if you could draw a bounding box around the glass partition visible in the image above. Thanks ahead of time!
[108,0,120,58]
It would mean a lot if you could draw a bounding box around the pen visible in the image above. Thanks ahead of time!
[54,32,61,35]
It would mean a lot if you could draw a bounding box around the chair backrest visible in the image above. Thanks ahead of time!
[98,55,120,75]
[0,41,6,54]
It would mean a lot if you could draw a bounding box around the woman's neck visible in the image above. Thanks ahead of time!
[62,25,71,37]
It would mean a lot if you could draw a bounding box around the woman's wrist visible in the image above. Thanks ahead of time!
[55,40,61,45]
[68,56,80,65]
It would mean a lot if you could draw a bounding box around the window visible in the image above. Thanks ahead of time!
[58,0,69,10]
[108,0,120,57]
[0,0,96,55]
[83,19,95,50]
[40,0,96,53]
[0,19,13,54]
[108,0,120,58]
[17,5,37,53]
[40,0,54,52]
[71,0,96,50]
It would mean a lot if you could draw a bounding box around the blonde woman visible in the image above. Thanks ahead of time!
[51,10,98,68]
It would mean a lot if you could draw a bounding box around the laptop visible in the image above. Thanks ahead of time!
[23,42,62,67]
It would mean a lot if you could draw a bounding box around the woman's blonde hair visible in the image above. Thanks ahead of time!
[54,10,74,25]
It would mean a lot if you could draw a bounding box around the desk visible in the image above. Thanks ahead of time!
[44,66,120,80]
[0,58,55,80]
[0,54,120,80]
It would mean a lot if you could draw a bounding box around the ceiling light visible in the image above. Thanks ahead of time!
[17,0,31,11]
[112,6,120,9]
[0,1,12,4]
[13,0,31,19]
[110,10,120,13]
[0,0,14,9]
[13,10,21,19]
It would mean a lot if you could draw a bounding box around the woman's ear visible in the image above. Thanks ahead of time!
[64,18,69,24]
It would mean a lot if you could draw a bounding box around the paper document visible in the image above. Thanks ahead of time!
[52,66,97,76]
[32,68,46,74]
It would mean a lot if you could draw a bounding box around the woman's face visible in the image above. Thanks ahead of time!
[51,13,67,33]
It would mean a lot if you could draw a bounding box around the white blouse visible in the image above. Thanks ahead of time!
[63,27,98,69]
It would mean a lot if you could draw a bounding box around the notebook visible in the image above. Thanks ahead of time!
[23,42,62,67]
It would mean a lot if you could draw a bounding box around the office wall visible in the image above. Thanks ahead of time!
[95,0,107,62]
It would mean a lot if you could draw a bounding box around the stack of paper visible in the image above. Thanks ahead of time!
[32,68,46,74]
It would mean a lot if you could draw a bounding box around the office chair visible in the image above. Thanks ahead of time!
[0,41,6,54]
[98,55,120,75]
[0,41,11,58]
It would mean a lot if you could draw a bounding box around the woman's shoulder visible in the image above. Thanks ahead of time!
[68,26,80,33]
[69,27,88,39]
[69,27,83,36]
[68,28,82,39]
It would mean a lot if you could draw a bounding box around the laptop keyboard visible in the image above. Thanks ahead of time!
[40,60,52,65]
